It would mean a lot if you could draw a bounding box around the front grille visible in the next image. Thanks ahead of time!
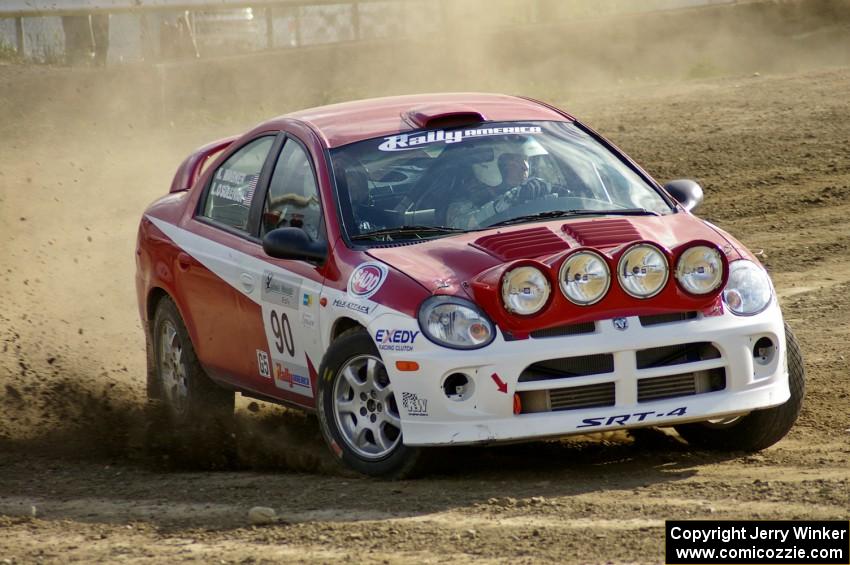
[639,311,697,326]
[515,337,728,416]
[530,321,595,339]
[519,353,614,382]
[637,368,726,402]
[550,383,615,411]
[519,382,615,413]
[636,342,720,370]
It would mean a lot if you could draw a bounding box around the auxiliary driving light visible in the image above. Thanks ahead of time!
[502,265,550,315]
[676,245,724,295]
[618,244,669,298]
[559,251,611,305]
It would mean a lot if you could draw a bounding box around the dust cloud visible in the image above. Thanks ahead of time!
[1,0,848,470]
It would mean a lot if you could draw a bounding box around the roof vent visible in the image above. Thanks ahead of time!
[403,104,486,130]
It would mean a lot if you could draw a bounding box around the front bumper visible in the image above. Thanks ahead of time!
[368,303,788,446]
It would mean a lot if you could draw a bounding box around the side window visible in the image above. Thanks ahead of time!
[262,140,323,240]
[202,137,275,231]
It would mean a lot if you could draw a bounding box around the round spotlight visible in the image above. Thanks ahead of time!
[618,244,669,298]
[676,245,724,295]
[502,266,550,315]
[559,251,610,305]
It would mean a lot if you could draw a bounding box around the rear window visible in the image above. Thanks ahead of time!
[202,136,274,231]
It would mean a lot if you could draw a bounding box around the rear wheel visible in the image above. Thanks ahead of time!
[316,328,422,478]
[675,322,805,451]
[148,297,235,467]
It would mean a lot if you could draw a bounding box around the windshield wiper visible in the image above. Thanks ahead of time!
[486,208,659,228]
[350,225,465,241]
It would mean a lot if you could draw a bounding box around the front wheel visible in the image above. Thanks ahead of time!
[675,322,805,451]
[316,328,422,478]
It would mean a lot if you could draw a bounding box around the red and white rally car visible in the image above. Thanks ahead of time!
[136,93,804,477]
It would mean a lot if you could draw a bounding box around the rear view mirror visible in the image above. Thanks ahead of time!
[665,179,704,212]
[263,228,326,262]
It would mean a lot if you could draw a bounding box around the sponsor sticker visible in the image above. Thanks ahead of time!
[210,171,258,205]
[301,311,316,328]
[273,361,311,391]
[401,392,428,417]
[375,329,420,352]
[347,263,388,299]
[302,293,313,307]
[262,270,301,309]
[332,297,374,315]
[378,125,543,152]
[256,349,270,378]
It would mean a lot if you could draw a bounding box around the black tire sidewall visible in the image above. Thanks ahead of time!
[316,328,420,478]
[151,297,234,430]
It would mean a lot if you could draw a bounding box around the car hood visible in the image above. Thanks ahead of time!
[368,213,738,293]
[367,213,742,334]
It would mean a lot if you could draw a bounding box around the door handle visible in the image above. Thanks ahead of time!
[177,252,193,271]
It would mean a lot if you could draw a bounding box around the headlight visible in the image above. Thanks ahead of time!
[676,245,724,295]
[722,260,772,315]
[501,265,550,315]
[418,296,495,349]
[559,251,610,305]
[618,244,669,298]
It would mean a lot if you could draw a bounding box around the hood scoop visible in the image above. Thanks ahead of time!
[472,227,570,261]
[561,219,642,248]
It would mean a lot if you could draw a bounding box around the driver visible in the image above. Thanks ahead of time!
[446,152,552,228]
[494,152,551,200]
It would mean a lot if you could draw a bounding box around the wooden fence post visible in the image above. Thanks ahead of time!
[265,6,274,49]
[294,5,302,47]
[15,17,24,56]
[352,1,360,41]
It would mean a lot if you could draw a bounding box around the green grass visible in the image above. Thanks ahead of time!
[0,40,22,62]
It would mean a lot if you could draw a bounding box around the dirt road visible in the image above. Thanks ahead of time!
[1,57,849,563]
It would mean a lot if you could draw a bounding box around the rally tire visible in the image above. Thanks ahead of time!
[148,296,236,468]
[675,322,805,451]
[316,328,423,479]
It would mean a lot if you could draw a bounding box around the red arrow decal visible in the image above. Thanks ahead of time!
[491,373,508,394]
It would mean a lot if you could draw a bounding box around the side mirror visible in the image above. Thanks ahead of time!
[262,228,327,262]
[664,179,704,212]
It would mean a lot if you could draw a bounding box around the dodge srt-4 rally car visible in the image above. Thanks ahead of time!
[136,93,804,477]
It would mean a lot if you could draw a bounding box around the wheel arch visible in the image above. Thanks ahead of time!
[147,287,170,324]
[330,316,365,342]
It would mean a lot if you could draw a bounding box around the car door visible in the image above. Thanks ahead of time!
[179,134,280,385]
[241,135,328,405]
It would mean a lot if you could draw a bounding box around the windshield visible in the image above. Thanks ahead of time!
[329,121,673,243]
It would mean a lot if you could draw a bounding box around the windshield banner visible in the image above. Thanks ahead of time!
[378,126,542,152]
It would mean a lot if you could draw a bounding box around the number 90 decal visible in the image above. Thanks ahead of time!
[270,309,295,357]
[259,270,314,398]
